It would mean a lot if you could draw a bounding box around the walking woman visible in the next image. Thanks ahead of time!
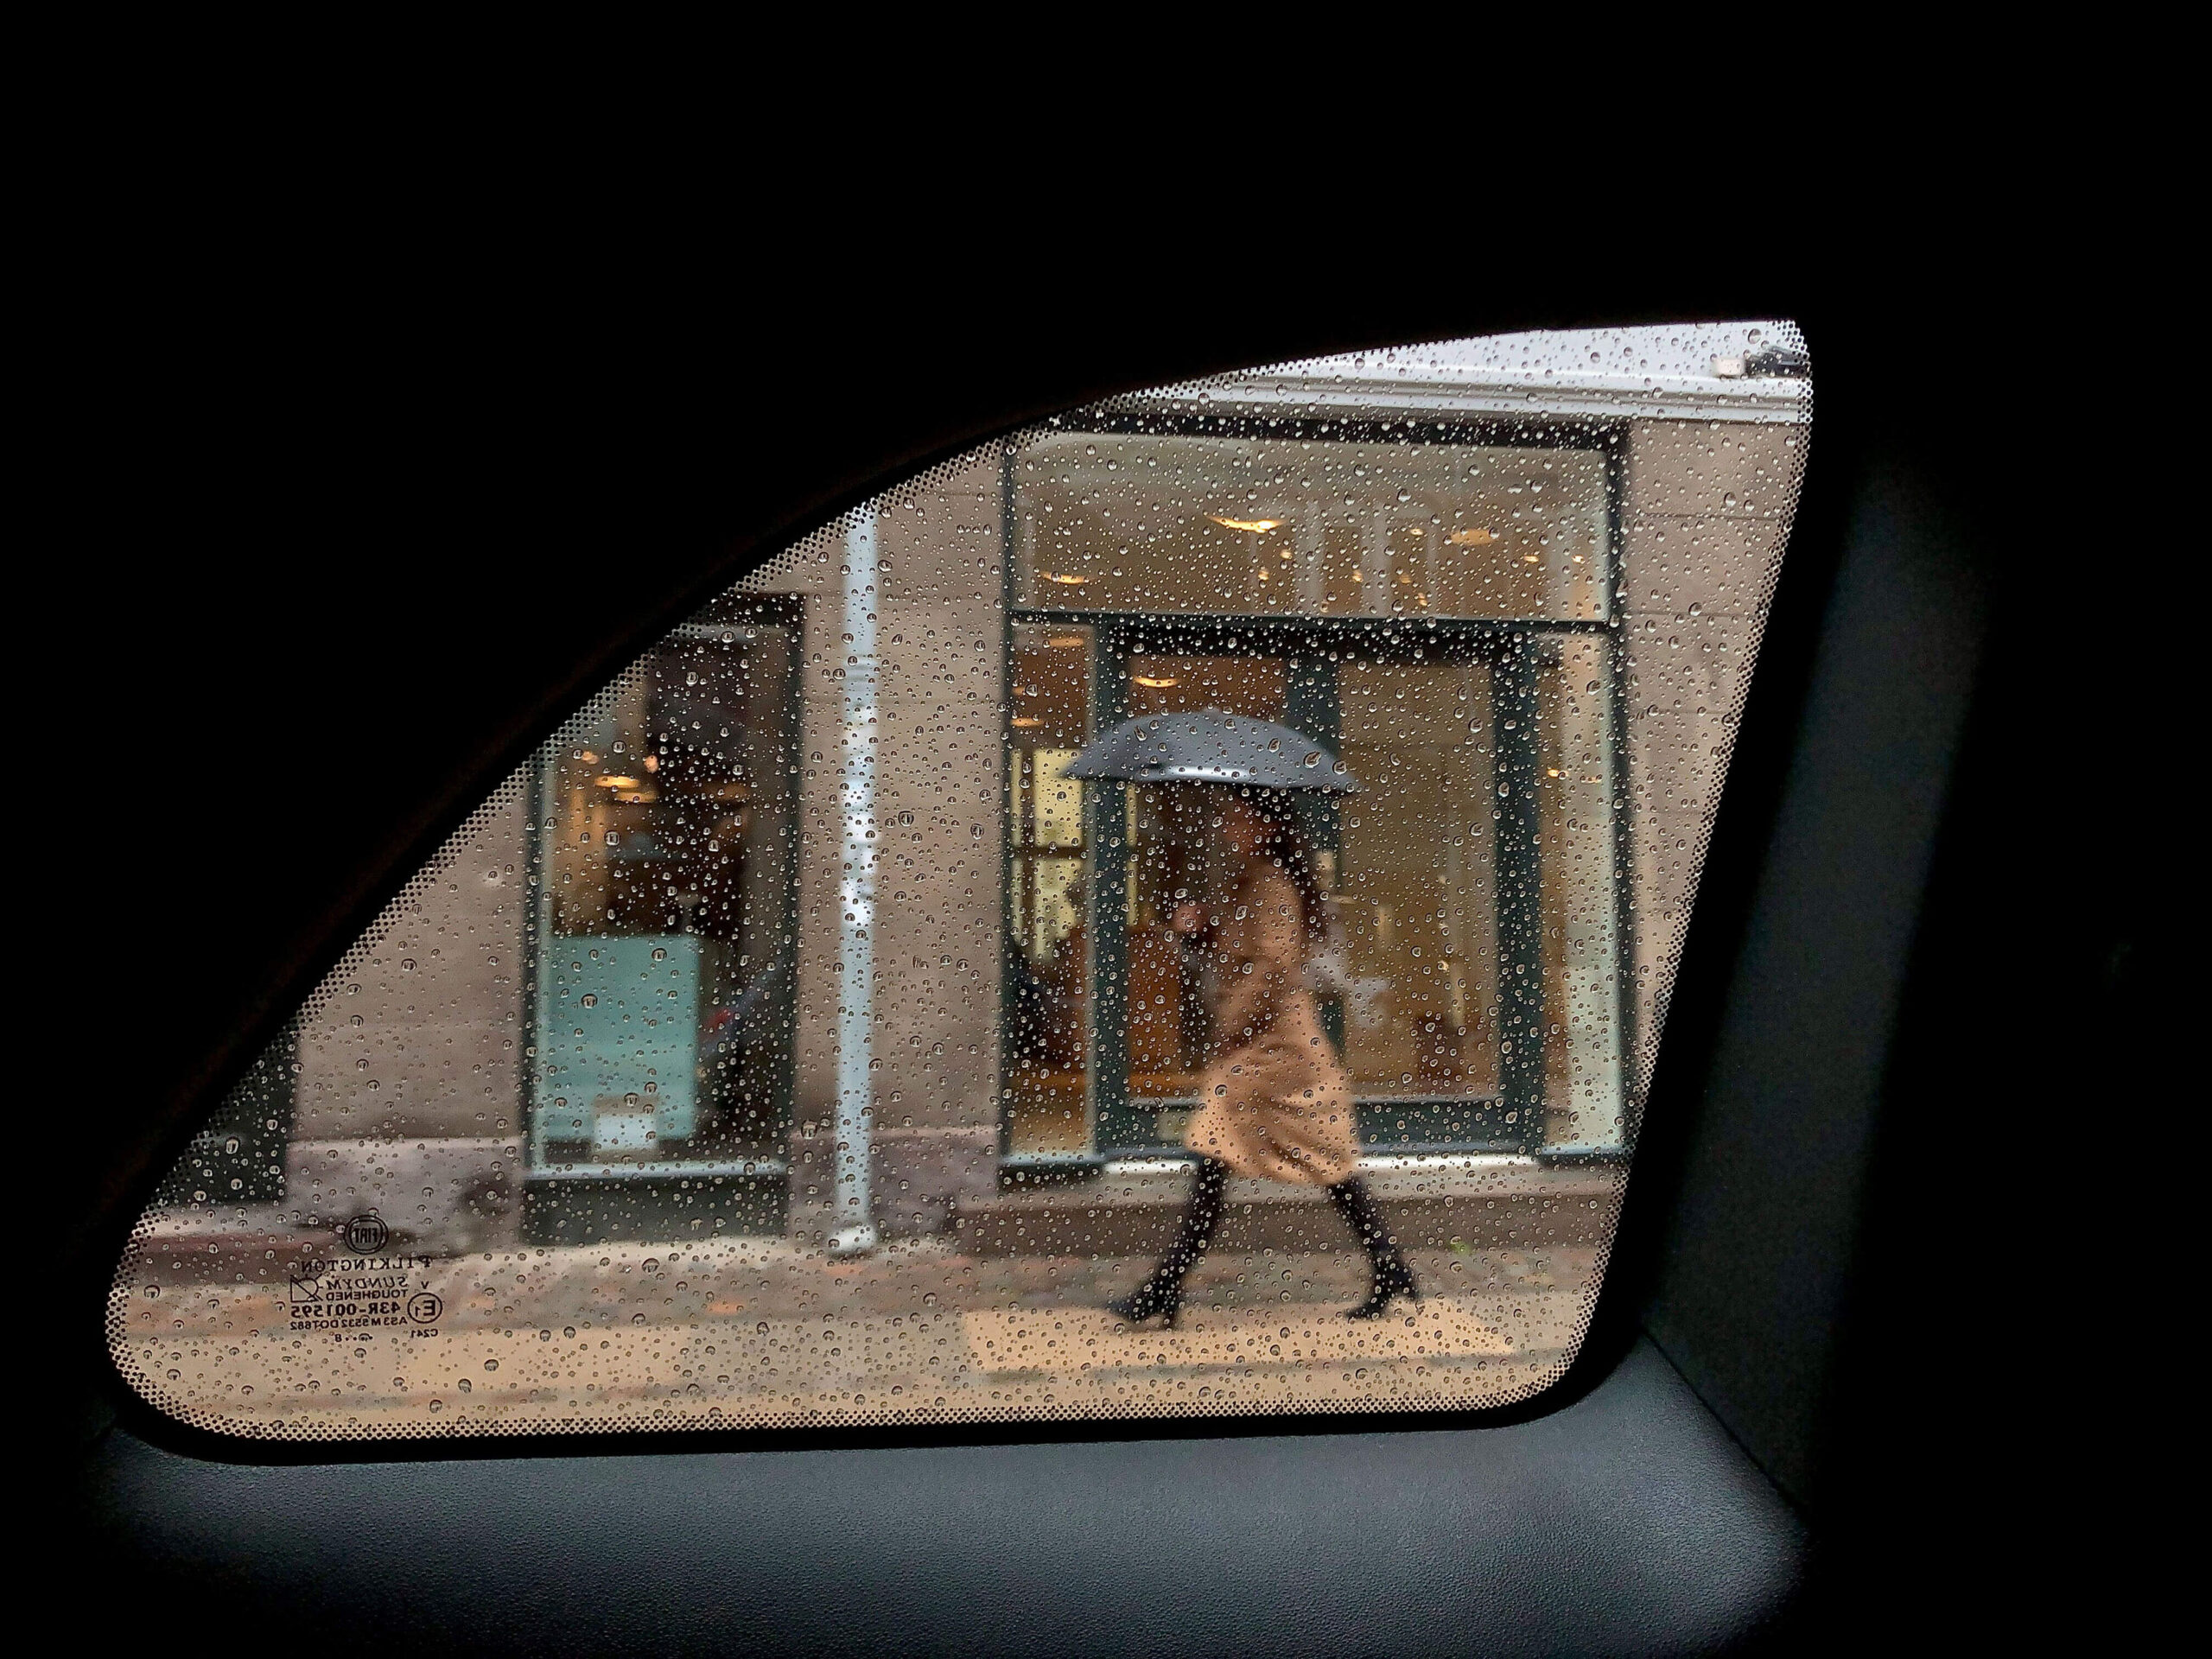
[1104,787,1419,1327]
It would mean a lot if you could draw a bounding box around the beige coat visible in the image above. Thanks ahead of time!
[1181,863,1361,1186]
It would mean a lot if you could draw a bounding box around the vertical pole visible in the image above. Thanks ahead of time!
[528,752,558,1173]
[830,512,880,1255]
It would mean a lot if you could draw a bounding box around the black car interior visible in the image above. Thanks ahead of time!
[52,264,2126,1654]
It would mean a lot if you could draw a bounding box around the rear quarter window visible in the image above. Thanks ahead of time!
[113,321,1810,1439]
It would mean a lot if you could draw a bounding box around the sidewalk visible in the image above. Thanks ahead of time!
[113,1224,1602,1438]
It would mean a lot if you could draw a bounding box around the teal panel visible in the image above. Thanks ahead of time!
[534,934,702,1156]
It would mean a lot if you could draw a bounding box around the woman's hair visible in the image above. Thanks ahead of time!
[1240,791,1329,944]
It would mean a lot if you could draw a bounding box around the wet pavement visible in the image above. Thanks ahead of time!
[113,1233,1600,1438]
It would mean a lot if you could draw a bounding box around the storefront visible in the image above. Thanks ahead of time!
[1001,418,1629,1172]
[194,327,1804,1257]
[504,388,1751,1244]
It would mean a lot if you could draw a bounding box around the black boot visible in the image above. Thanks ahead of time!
[1343,1255,1419,1320]
[1103,1270,1185,1328]
[1107,1157,1226,1328]
[1328,1175,1420,1319]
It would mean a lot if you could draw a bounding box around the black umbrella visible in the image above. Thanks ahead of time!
[1063,709,1361,793]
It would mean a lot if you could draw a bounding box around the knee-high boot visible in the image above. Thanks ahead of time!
[1326,1174,1420,1319]
[1106,1157,1227,1328]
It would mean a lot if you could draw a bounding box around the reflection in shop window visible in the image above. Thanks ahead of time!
[114,322,1808,1440]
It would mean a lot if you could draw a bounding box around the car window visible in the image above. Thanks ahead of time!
[112,322,1809,1439]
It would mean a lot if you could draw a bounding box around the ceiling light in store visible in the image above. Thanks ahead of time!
[1012,716,1042,728]
[595,775,642,790]
[1446,528,1495,546]
[1014,683,1040,697]
[1207,515,1281,532]
[1522,554,1541,564]
[1134,676,1179,689]
[1048,635,1085,648]
[1043,573,1089,585]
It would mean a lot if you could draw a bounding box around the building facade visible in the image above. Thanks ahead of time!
[156,327,1807,1259]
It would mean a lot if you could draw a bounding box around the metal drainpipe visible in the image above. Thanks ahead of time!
[829,512,881,1256]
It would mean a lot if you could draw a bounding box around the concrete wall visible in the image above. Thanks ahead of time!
[744,451,1009,1238]
[1617,418,1803,1123]
[286,784,531,1248]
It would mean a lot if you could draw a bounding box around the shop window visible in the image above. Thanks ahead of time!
[525,596,801,1240]
[1014,432,1611,622]
[111,322,1808,1440]
[1005,621,1093,1157]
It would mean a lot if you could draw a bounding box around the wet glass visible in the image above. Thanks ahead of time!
[1004,622,1092,1157]
[113,322,1808,1440]
[1014,433,1611,622]
[1337,658,1503,1117]
[1119,652,1290,1127]
[531,604,799,1187]
[1537,634,1626,1149]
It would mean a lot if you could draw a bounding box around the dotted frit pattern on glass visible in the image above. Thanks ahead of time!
[111,322,1808,1441]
